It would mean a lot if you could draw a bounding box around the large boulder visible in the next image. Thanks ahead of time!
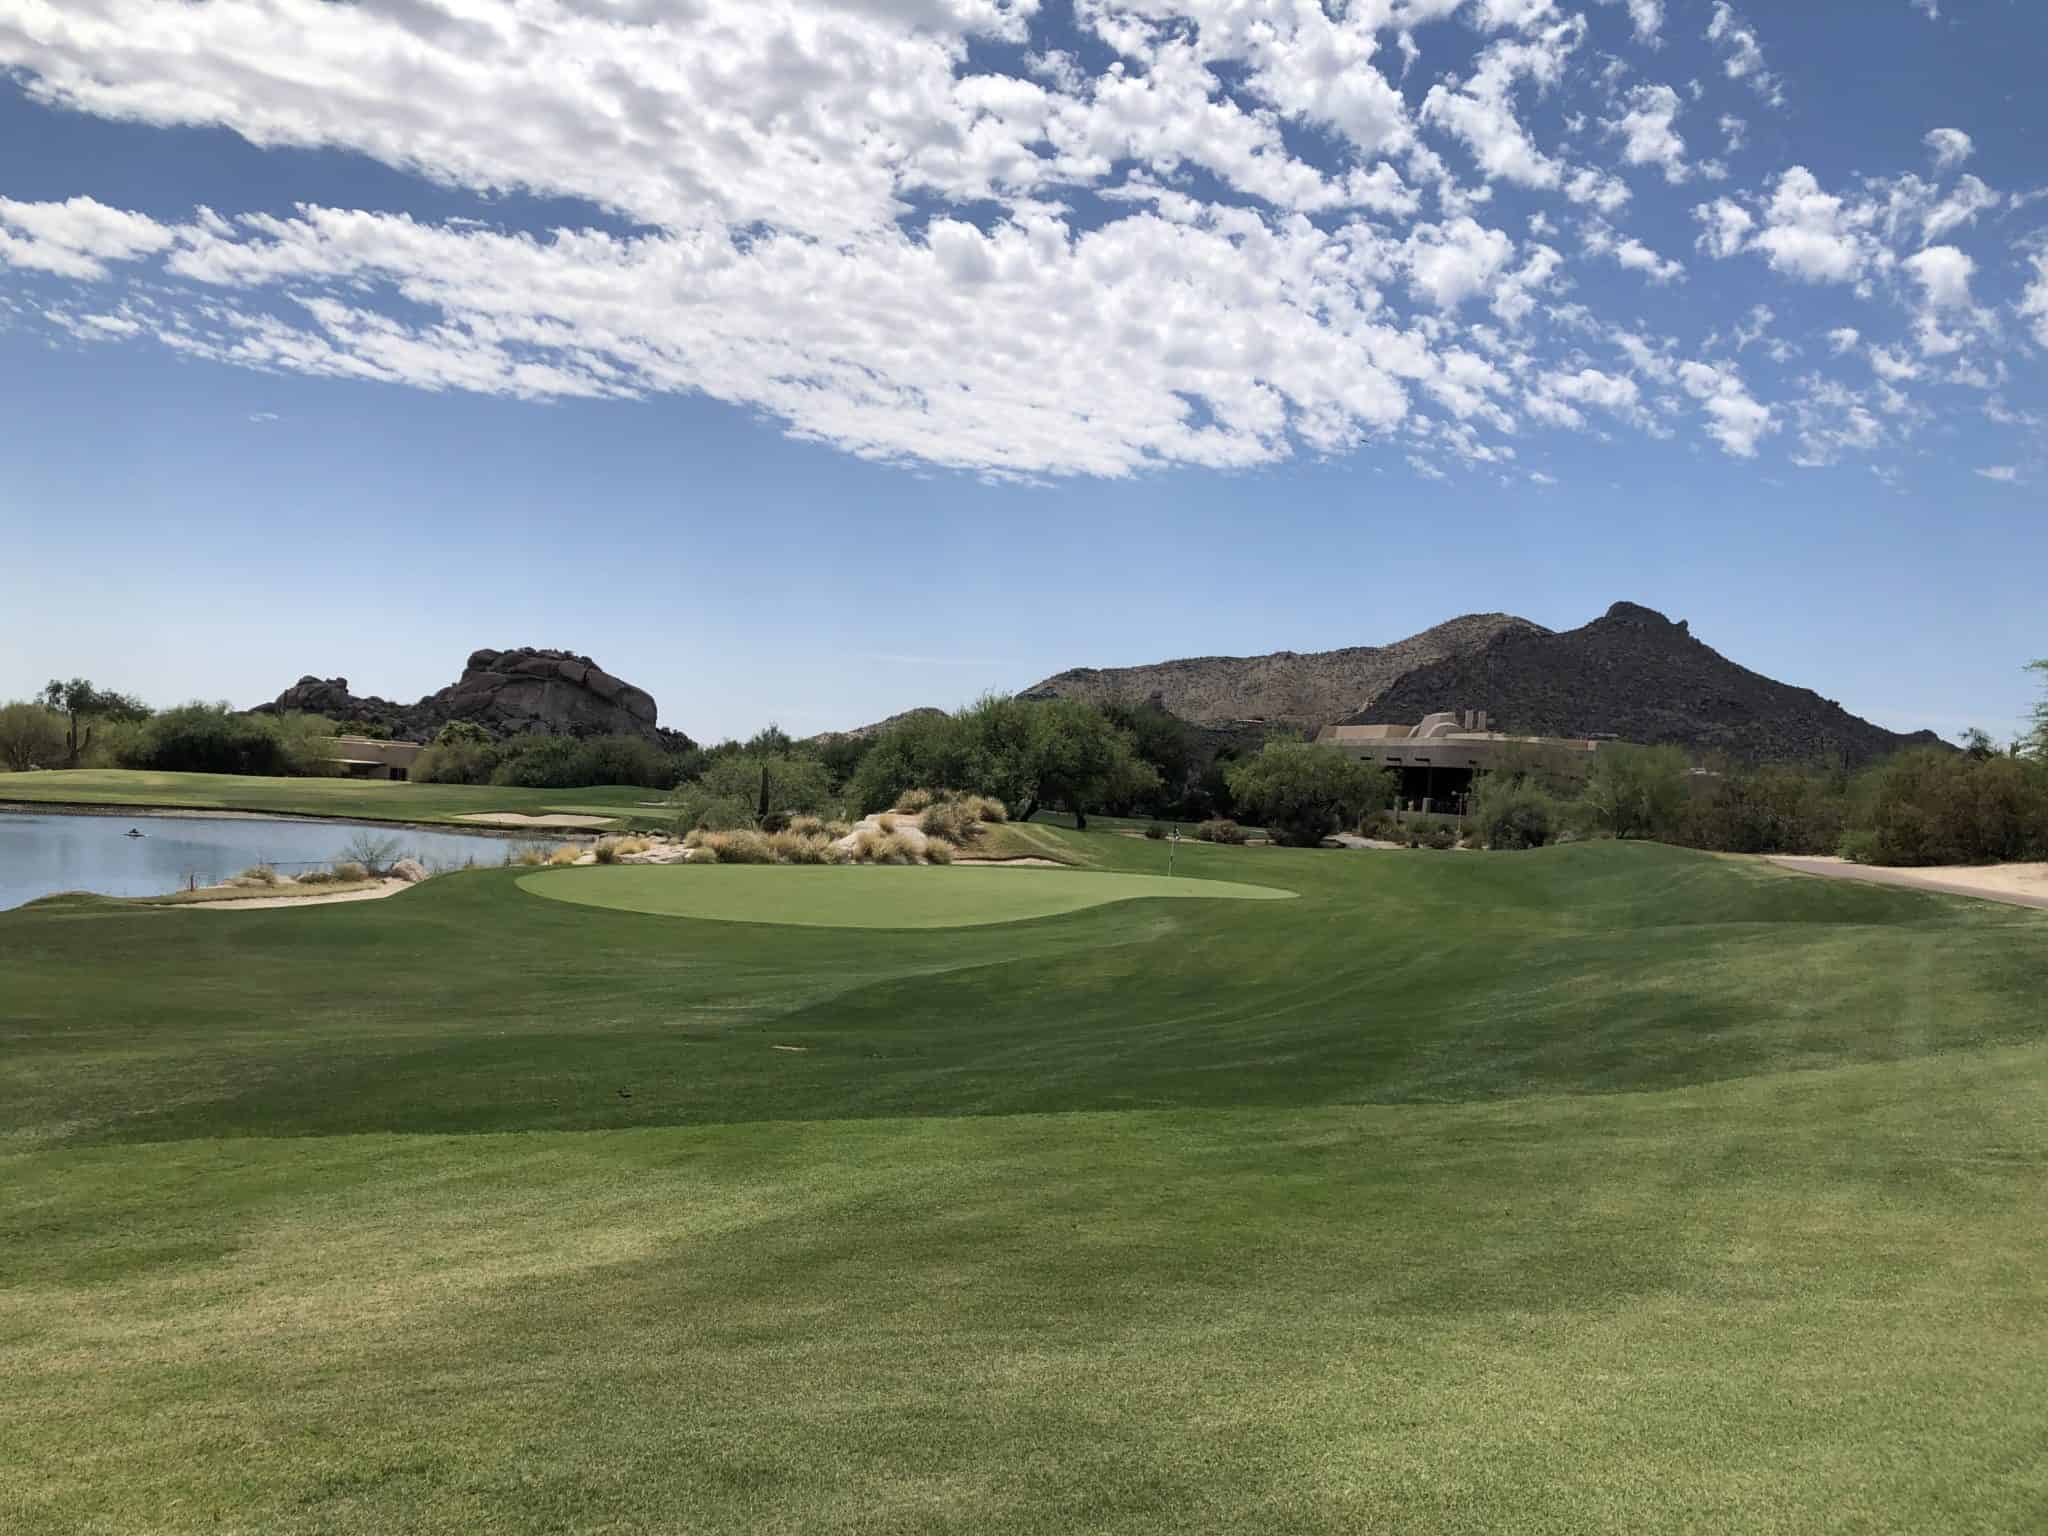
[254,648,682,746]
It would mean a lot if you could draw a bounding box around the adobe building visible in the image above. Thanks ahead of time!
[1314,711,1604,812]
[319,735,424,781]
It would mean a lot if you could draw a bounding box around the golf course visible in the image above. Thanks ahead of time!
[4,822,2046,1533]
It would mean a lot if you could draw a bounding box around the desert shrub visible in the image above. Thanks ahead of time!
[918,800,981,844]
[697,829,777,864]
[332,860,369,882]
[787,814,827,837]
[770,830,837,864]
[1843,748,2048,865]
[593,840,621,864]
[669,788,758,832]
[1680,765,1846,855]
[546,845,582,867]
[294,867,335,886]
[895,788,936,812]
[340,831,404,873]
[687,843,719,864]
[0,701,67,772]
[507,844,547,867]
[488,736,585,788]
[1144,821,1168,840]
[1197,818,1247,845]
[1417,824,1457,850]
[1579,743,1691,841]
[878,812,901,832]
[1474,778,1557,850]
[876,830,921,865]
[1357,811,1399,841]
[412,739,499,785]
[961,794,1008,823]
[692,749,834,823]
[575,735,678,790]
[924,837,955,864]
[123,703,295,776]
[1226,740,1393,848]
[238,864,281,885]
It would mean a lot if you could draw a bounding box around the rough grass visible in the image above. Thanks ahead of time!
[3,832,2046,1533]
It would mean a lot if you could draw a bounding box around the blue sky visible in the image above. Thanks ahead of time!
[1,0,2042,745]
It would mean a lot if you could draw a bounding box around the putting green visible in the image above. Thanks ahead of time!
[518,863,1296,929]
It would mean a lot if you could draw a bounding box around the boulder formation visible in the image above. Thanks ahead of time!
[259,648,683,745]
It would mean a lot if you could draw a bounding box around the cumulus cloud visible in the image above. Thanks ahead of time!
[0,0,2029,485]
[1924,128,1973,171]
[2019,253,2048,348]
[1750,167,1881,284]
[1975,465,2019,482]
[1603,84,1690,183]
[1705,3,1783,107]
[1677,358,1776,456]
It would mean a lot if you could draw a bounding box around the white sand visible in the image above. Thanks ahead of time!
[1767,856,2048,911]
[456,813,614,828]
[185,878,412,911]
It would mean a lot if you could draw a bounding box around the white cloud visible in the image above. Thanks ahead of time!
[1924,128,1973,171]
[1975,465,2019,482]
[1677,358,1776,457]
[1789,376,1884,468]
[1869,346,1922,383]
[1750,167,1880,283]
[1403,217,1515,309]
[1603,84,1689,183]
[2018,254,2048,348]
[1692,198,1754,259]
[1827,327,1861,355]
[1910,0,1940,18]
[1705,4,1783,107]
[1921,175,2000,242]
[1583,219,1684,283]
[1719,115,1747,154]
[1902,244,1974,310]
[0,196,173,280]
[1598,0,1665,45]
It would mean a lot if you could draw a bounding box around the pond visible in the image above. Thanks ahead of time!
[0,811,532,911]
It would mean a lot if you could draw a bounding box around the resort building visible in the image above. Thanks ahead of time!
[319,735,424,781]
[1314,711,1606,812]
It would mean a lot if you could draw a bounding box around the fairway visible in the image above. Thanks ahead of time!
[5,827,2046,1534]
[520,862,1297,927]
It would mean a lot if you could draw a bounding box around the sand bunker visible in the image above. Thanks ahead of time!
[185,878,412,911]
[456,813,613,828]
[1768,857,2048,911]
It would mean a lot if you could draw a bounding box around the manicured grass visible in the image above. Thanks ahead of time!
[3,830,2045,1533]
[521,863,1295,928]
[0,767,660,827]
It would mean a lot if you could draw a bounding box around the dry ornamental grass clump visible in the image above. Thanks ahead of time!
[547,845,582,867]
[894,788,936,813]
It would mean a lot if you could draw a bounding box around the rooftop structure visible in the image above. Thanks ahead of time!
[1315,711,1606,812]
[319,735,424,781]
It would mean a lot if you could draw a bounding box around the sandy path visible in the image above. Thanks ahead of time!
[1767,857,2048,911]
[184,878,412,911]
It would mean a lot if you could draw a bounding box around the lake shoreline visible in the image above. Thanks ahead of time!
[0,801,589,843]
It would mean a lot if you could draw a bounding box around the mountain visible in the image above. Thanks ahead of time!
[255,647,690,746]
[1024,602,1943,767]
[1019,612,1546,725]
[1348,602,1943,766]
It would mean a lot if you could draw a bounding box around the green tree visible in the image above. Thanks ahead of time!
[1226,740,1393,848]
[0,701,67,771]
[1581,743,1691,841]
[696,746,834,824]
[1031,699,1159,829]
[38,678,150,768]
[2027,660,2047,759]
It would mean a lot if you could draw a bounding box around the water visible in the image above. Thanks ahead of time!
[0,811,529,911]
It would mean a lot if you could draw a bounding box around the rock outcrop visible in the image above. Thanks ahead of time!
[1020,613,1547,725]
[259,648,684,745]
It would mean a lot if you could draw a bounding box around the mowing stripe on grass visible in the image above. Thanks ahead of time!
[518,863,1296,929]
